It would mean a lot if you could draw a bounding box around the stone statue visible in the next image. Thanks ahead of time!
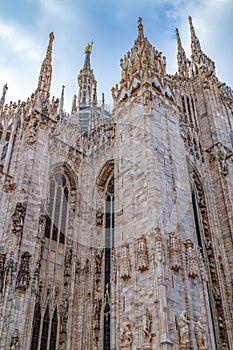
[10,329,20,350]
[142,307,152,343]
[194,317,207,350]
[16,252,31,290]
[11,202,26,235]
[120,317,133,348]
[177,311,190,346]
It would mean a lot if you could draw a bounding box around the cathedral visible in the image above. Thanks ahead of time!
[0,16,233,350]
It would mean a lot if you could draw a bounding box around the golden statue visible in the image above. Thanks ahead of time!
[85,41,93,54]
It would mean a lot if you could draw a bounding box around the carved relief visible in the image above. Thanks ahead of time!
[177,311,190,348]
[95,248,103,274]
[11,202,26,235]
[168,232,181,271]
[136,236,149,272]
[120,317,133,349]
[185,239,199,278]
[142,307,152,345]
[96,206,104,227]
[120,244,131,279]
[16,252,31,290]
[59,294,69,334]
[190,168,229,346]
[93,297,102,330]
[64,246,72,277]
[198,249,207,282]
[153,227,165,264]
[27,113,39,144]
[4,175,16,192]
[194,317,207,350]
[10,329,20,350]
[4,252,15,287]
[38,214,47,238]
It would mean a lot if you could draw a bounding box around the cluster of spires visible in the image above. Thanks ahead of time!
[0,16,214,130]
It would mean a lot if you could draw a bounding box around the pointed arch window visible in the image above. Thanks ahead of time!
[49,308,58,350]
[31,301,41,350]
[104,176,114,350]
[45,171,69,244]
[40,307,50,350]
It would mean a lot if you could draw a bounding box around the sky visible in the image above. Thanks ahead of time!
[0,0,232,112]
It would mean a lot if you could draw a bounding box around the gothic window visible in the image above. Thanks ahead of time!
[45,171,69,244]
[104,176,114,350]
[49,308,58,350]
[40,307,50,350]
[31,302,41,350]
[191,190,202,248]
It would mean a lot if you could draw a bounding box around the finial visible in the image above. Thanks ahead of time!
[188,16,202,56]
[46,32,55,60]
[188,16,196,37]
[137,17,144,40]
[92,83,97,106]
[71,94,77,114]
[37,32,54,93]
[59,85,65,116]
[175,28,183,52]
[0,83,8,107]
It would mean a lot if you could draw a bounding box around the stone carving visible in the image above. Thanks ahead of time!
[12,202,26,235]
[153,227,165,264]
[185,239,199,278]
[16,252,31,290]
[120,317,133,348]
[59,296,69,334]
[96,206,104,227]
[4,175,16,192]
[95,248,103,274]
[198,250,207,281]
[10,329,20,350]
[0,253,6,293]
[177,311,190,347]
[136,236,149,272]
[38,214,47,238]
[111,248,117,284]
[64,246,72,277]
[120,244,131,279]
[93,297,102,330]
[142,307,152,344]
[194,317,207,350]
[76,259,81,274]
[168,232,181,271]
[5,252,15,286]
[217,148,228,176]
[27,113,39,144]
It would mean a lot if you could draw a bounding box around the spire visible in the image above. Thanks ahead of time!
[175,28,189,79]
[59,85,65,116]
[188,16,215,75]
[176,28,184,54]
[0,84,8,109]
[37,32,54,94]
[88,83,98,131]
[70,94,80,128]
[78,42,96,108]
[188,16,202,56]
[137,17,145,41]
[100,92,105,124]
